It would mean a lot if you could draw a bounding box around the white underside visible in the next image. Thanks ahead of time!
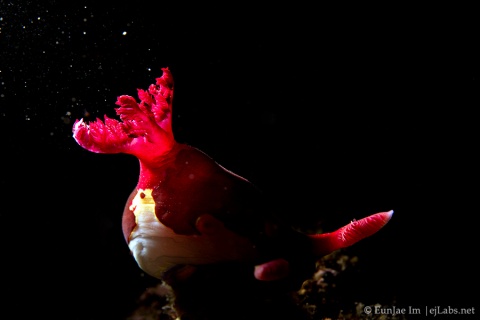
[128,189,251,279]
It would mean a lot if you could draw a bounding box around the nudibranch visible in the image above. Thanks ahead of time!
[72,67,393,283]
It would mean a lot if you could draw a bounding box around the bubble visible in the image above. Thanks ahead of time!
[61,116,71,124]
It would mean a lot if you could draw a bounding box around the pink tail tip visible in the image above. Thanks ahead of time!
[310,210,394,256]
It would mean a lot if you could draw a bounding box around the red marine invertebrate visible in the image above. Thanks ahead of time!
[72,68,393,318]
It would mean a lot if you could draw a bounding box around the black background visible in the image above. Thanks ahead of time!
[1,2,478,319]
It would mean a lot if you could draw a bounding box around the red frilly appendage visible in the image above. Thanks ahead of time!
[72,67,175,163]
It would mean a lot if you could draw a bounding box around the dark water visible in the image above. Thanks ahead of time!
[1,2,478,319]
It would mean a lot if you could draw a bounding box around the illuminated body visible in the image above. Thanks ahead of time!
[72,67,393,282]
[127,188,255,278]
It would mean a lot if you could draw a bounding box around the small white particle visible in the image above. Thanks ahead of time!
[122,31,127,36]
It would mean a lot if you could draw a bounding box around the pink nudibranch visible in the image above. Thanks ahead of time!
[72,67,393,281]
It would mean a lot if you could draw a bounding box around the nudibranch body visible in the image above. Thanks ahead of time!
[72,68,393,282]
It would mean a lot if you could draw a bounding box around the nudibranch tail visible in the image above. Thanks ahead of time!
[72,68,175,161]
[309,210,394,256]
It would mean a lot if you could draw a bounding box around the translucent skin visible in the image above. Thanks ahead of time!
[72,68,393,281]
